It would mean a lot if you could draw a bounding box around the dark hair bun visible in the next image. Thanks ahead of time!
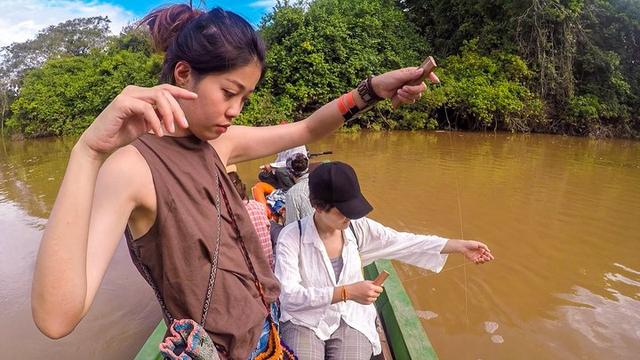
[140,4,203,52]
[138,5,265,84]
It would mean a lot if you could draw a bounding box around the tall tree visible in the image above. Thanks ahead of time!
[0,16,112,127]
[399,0,639,137]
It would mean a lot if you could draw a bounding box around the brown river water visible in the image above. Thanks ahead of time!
[1,131,639,359]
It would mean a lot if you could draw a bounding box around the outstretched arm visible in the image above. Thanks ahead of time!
[214,68,439,165]
[354,218,494,272]
[441,239,494,264]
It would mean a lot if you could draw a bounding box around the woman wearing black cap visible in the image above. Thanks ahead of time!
[274,161,494,359]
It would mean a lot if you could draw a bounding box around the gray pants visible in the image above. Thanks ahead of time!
[280,319,373,360]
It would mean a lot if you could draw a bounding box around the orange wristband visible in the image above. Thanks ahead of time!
[337,92,360,121]
[337,95,348,114]
[341,286,347,302]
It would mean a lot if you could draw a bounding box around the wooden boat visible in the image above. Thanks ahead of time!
[133,259,438,359]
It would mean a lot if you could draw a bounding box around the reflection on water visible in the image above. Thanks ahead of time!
[553,261,640,358]
[557,284,639,351]
[416,310,439,320]
[484,321,499,334]
[2,132,639,359]
[0,136,76,221]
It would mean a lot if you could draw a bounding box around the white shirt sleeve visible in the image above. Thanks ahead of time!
[274,225,334,312]
[353,218,449,273]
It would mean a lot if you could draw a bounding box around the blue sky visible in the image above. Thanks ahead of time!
[115,0,274,25]
[0,0,276,47]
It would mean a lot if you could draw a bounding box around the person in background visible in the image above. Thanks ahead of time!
[285,152,313,225]
[275,162,494,359]
[259,144,308,191]
[228,165,274,269]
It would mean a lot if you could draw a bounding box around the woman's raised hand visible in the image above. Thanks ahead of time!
[78,84,197,158]
[371,67,440,109]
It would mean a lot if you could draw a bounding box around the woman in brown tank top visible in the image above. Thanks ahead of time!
[31,3,440,359]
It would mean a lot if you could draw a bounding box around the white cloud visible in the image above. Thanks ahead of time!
[0,0,136,47]
[249,0,275,9]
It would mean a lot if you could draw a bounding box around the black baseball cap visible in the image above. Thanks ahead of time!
[309,161,373,219]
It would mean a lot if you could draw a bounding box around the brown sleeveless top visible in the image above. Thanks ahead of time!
[126,134,280,359]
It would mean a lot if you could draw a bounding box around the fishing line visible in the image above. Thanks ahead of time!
[401,261,468,283]
[447,129,470,327]
[390,129,474,324]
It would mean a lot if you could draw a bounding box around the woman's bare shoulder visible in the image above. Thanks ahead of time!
[99,144,154,205]
[102,145,149,176]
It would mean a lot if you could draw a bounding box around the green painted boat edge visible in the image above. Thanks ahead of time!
[134,320,166,360]
[364,260,438,360]
[135,260,438,359]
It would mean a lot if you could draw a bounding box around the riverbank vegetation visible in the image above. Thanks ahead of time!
[1,0,638,138]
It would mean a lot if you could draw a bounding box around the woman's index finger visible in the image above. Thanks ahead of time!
[159,84,198,99]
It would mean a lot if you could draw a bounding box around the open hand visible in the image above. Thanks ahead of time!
[460,240,494,264]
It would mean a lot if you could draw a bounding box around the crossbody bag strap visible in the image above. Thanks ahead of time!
[124,172,223,328]
[201,171,223,326]
[125,225,174,323]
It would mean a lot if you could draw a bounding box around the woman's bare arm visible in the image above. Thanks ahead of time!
[31,145,149,339]
[214,68,435,165]
[31,84,194,339]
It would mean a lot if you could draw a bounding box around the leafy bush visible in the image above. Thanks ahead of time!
[426,40,545,132]
[8,50,161,137]
[256,0,428,128]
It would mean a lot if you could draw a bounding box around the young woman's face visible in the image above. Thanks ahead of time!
[180,60,262,140]
[317,206,351,231]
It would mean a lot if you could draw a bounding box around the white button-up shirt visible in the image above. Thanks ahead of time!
[274,215,449,355]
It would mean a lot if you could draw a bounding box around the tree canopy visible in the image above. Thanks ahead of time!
[3,0,639,138]
[6,28,161,137]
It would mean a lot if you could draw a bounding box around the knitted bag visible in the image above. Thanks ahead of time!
[159,319,219,360]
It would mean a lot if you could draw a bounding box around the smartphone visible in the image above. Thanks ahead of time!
[409,56,437,85]
[372,270,390,286]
